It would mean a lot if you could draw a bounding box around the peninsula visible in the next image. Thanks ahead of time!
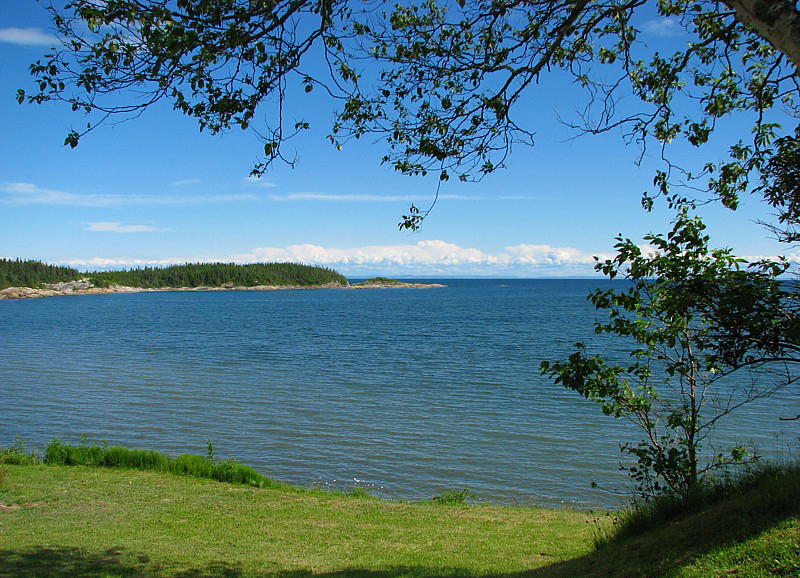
[0,259,445,300]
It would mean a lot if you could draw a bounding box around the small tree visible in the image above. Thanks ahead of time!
[541,211,795,499]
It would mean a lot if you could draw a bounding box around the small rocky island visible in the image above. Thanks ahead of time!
[0,260,445,300]
[348,277,446,290]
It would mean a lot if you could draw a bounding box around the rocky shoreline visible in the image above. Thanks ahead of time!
[0,279,446,300]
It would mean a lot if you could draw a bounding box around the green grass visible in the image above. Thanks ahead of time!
[43,438,294,491]
[0,465,594,577]
[0,455,797,577]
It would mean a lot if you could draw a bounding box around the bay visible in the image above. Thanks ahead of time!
[0,279,796,508]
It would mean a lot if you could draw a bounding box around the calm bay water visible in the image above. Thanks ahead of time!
[1,279,797,507]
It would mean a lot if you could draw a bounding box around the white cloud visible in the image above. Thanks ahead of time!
[0,182,259,206]
[170,179,203,187]
[497,195,547,201]
[243,240,486,266]
[636,244,658,259]
[63,257,192,268]
[272,193,409,202]
[83,222,163,233]
[231,240,603,276]
[50,241,800,277]
[5,181,523,208]
[0,27,58,47]
[57,240,606,276]
[270,193,483,202]
[0,182,79,204]
[243,176,278,188]
[503,244,605,265]
[742,252,800,265]
[438,194,483,200]
[642,18,683,38]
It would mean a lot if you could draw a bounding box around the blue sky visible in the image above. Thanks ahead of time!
[0,0,791,277]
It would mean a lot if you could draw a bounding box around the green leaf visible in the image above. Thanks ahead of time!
[64,130,80,148]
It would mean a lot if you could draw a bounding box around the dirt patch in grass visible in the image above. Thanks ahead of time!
[0,501,42,511]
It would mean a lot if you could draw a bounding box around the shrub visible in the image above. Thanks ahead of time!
[1,437,42,465]
[345,488,372,499]
[431,488,473,505]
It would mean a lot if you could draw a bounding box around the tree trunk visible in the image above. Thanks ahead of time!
[726,0,800,71]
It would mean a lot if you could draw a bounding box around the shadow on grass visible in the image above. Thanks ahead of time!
[0,547,151,578]
[0,549,479,578]
[0,547,576,578]
[0,547,242,578]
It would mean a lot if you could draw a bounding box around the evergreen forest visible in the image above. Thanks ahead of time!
[0,259,83,289]
[0,259,348,289]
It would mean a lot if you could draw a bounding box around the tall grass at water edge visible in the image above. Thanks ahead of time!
[0,437,41,466]
[0,437,41,489]
[0,436,294,491]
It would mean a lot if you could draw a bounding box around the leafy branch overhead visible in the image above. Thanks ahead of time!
[19,1,800,231]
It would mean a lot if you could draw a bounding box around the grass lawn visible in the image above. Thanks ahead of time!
[0,465,595,577]
[1,463,798,577]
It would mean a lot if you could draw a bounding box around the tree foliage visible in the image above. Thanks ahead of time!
[21,1,800,229]
[542,212,798,499]
[88,261,348,288]
[0,258,82,289]
[0,259,348,289]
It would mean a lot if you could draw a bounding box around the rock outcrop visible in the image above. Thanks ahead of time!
[0,280,446,300]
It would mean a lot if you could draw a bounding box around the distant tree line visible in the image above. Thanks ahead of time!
[0,259,348,289]
[0,259,82,289]
[90,262,348,288]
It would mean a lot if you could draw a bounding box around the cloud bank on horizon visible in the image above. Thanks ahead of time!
[59,240,610,277]
[56,239,800,278]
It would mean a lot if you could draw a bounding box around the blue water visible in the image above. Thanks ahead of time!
[1,279,797,507]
